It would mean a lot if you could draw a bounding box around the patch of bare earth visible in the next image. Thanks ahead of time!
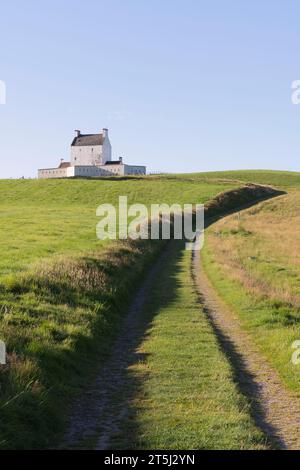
[193,248,300,449]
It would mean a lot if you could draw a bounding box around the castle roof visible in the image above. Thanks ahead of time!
[71,133,104,147]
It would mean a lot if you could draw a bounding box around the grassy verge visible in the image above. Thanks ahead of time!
[202,192,300,395]
[0,238,165,449]
[114,242,268,449]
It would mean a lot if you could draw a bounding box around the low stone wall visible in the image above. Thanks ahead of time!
[73,166,105,177]
[38,168,68,179]
[38,164,147,179]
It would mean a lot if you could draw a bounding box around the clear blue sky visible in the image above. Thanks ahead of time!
[1,0,300,178]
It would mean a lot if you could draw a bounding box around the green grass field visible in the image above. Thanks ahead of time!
[0,177,235,277]
[182,169,300,188]
[1,170,299,449]
[0,175,239,449]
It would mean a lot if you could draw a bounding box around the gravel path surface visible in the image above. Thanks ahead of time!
[62,245,171,449]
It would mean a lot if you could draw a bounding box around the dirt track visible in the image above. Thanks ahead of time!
[64,238,300,449]
[63,186,300,449]
[63,244,172,449]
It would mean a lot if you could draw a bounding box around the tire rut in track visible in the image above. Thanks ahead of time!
[62,243,173,450]
[193,247,300,450]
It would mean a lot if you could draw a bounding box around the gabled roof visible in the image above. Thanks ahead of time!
[71,133,104,147]
[59,161,71,168]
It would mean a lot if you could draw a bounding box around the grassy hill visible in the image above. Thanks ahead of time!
[0,174,241,449]
[182,169,300,188]
[0,176,236,278]
[2,169,298,278]
[0,170,298,449]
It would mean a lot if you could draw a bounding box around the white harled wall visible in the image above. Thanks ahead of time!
[70,132,112,166]
[71,145,102,166]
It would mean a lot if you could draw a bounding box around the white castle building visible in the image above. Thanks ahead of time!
[38,128,146,178]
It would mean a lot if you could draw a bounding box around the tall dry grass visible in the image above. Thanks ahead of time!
[206,192,300,309]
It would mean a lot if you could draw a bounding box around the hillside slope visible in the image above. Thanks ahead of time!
[202,188,300,397]
[0,172,292,448]
[0,177,236,278]
[180,170,300,189]
[0,176,240,449]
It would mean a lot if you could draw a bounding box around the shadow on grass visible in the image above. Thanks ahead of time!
[193,264,282,448]
[72,176,146,182]
[62,240,184,449]
[0,238,165,449]
[190,194,289,449]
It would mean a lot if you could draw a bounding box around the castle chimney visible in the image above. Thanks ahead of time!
[102,128,108,138]
[75,130,81,137]
[119,156,123,163]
